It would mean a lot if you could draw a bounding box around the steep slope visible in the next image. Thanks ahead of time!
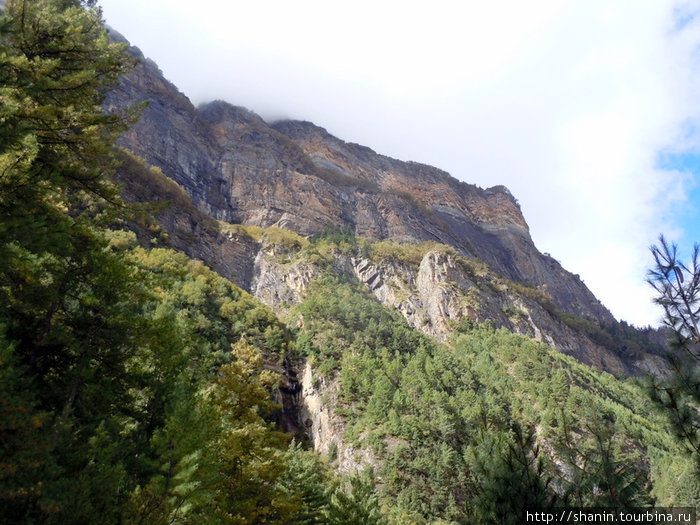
[104,37,611,324]
[104,34,666,376]
[114,150,667,377]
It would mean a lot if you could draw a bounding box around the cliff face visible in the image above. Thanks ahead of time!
[103,37,669,377]
[104,42,612,325]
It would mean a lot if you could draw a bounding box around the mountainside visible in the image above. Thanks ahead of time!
[104,35,666,376]
[105,42,608,321]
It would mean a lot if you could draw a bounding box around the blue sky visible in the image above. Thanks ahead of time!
[98,0,700,326]
[657,152,700,258]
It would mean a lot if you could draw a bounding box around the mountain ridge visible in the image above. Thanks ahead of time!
[104,33,667,376]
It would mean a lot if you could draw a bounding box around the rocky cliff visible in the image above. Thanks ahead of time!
[105,35,666,376]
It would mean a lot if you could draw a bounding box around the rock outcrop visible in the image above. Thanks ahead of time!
[298,362,378,474]
[243,239,667,376]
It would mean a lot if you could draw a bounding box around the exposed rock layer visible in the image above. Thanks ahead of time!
[105,37,670,381]
[104,40,612,327]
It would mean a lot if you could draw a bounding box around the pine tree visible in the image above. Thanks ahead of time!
[0,0,134,256]
[0,3,316,522]
[471,425,558,525]
[647,236,700,474]
[557,408,651,507]
[276,440,331,525]
[324,469,387,525]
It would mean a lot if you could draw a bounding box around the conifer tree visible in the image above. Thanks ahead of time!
[0,0,133,255]
[324,469,387,525]
[471,425,558,525]
[648,236,700,472]
[0,2,316,522]
[556,408,651,507]
[276,440,331,525]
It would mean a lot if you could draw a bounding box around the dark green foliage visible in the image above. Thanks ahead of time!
[647,236,700,474]
[649,450,700,506]
[324,469,386,525]
[0,334,53,519]
[277,441,331,525]
[556,409,652,507]
[0,0,136,264]
[470,425,558,525]
[0,1,310,522]
[0,227,303,522]
[0,4,147,518]
[0,1,694,522]
[294,276,425,364]
[295,278,475,521]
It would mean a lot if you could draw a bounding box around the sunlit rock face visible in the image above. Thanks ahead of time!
[105,36,671,377]
[105,41,611,322]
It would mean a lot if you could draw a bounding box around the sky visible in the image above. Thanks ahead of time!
[98,0,700,327]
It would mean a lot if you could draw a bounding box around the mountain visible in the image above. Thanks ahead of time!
[104,34,667,377]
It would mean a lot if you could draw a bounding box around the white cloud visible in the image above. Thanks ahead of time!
[98,0,700,326]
